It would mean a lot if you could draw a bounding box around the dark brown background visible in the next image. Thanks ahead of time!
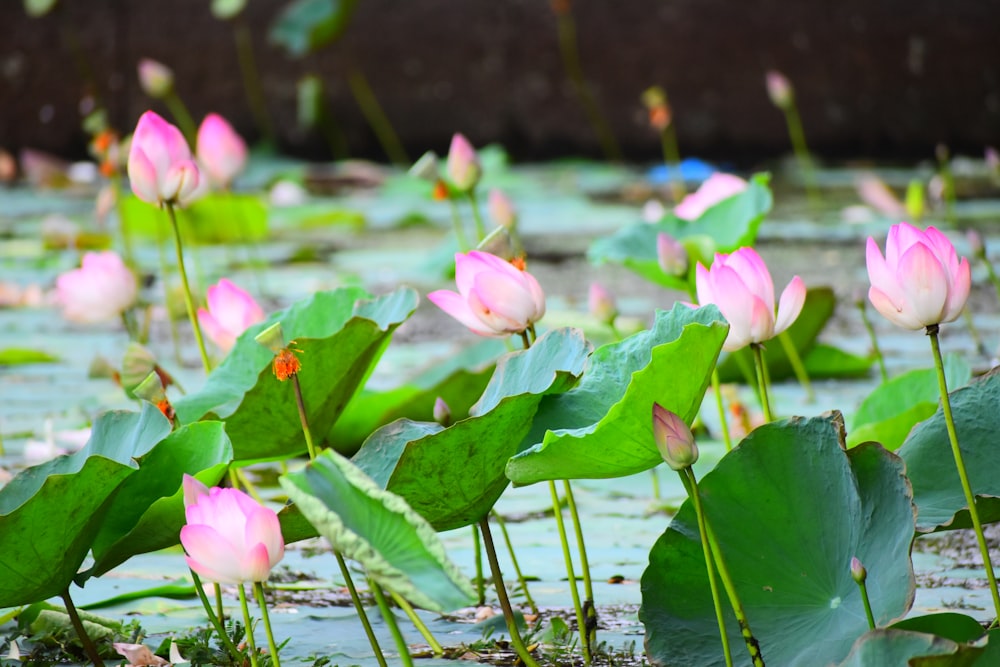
[2,0,997,163]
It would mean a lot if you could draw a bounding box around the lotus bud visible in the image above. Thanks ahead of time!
[447,133,481,192]
[182,474,210,507]
[409,150,440,182]
[657,232,689,277]
[433,397,452,426]
[765,70,794,110]
[588,282,618,325]
[652,403,698,471]
[850,556,867,584]
[488,189,517,229]
[904,179,925,221]
[966,229,986,260]
[137,58,174,99]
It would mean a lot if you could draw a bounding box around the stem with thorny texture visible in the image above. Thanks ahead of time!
[370,580,415,667]
[928,325,1000,620]
[335,552,388,667]
[60,588,105,667]
[253,582,282,667]
[164,203,212,373]
[679,470,733,667]
[237,584,260,667]
[750,343,773,423]
[291,374,318,460]
[549,481,592,665]
[563,479,597,653]
[189,570,242,661]
[478,517,542,667]
[491,510,539,615]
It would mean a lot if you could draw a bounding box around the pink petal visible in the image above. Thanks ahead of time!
[466,287,525,334]
[472,271,537,331]
[182,474,209,508]
[746,295,776,347]
[865,236,905,307]
[127,147,161,205]
[710,265,758,351]
[427,289,499,336]
[941,257,971,323]
[239,542,274,583]
[198,308,235,352]
[898,242,948,326]
[244,506,284,569]
[694,262,715,306]
[181,524,244,584]
[869,286,924,330]
[774,276,806,335]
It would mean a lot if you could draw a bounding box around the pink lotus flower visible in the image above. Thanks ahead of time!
[447,133,481,192]
[196,113,248,189]
[488,188,517,229]
[428,251,545,337]
[128,110,201,207]
[765,70,794,109]
[674,173,747,221]
[197,279,265,352]
[55,251,137,324]
[137,58,174,99]
[696,247,805,352]
[652,403,698,471]
[588,282,617,325]
[656,232,689,276]
[180,474,284,585]
[866,222,970,330]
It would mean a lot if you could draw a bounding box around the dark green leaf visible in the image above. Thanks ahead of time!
[836,629,983,666]
[270,0,359,57]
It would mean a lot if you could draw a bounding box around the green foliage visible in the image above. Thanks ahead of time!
[835,629,985,666]
[0,348,59,365]
[120,194,268,243]
[641,415,916,667]
[270,0,359,57]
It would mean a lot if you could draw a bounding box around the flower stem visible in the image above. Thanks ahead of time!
[563,479,597,654]
[472,524,486,605]
[253,582,282,667]
[189,570,242,661]
[237,583,260,667]
[776,331,814,403]
[491,510,539,615]
[164,203,211,373]
[928,326,1000,620]
[370,580,414,667]
[214,582,225,627]
[856,299,888,383]
[155,215,184,366]
[678,470,733,667]
[477,517,541,667]
[447,197,469,252]
[782,104,820,208]
[164,90,198,147]
[711,369,733,451]
[389,590,444,656]
[335,552,388,667]
[659,124,686,202]
[347,68,409,166]
[549,481,592,665]
[857,579,876,631]
[466,190,487,242]
[60,588,105,667]
[751,343,773,423]
[291,374,318,460]
[232,18,275,148]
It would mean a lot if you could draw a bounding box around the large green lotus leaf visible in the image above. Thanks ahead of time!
[83,421,233,580]
[505,304,727,485]
[587,173,772,291]
[848,355,971,449]
[835,629,983,666]
[351,328,591,531]
[328,338,504,455]
[0,406,172,607]
[280,450,475,612]
[801,344,875,380]
[891,613,988,644]
[640,416,916,667]
[120,194,267,243]
[898,368,1000,532]
[174,287,418,463]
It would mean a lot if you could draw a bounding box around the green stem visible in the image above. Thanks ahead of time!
[650,468,661,499]
[156,215,184,366]
[214,582,225,628]
[782,104,820,208]
[189,570,242,661]
[776,330,814,402]
[253,582,282,667]
[227,191,266,296]
[60,588,105,667]
[291,374,318,460]
[549,481,591,665]
[370,580,414,667]
[659,126,685,202]
[491,510,539,615]
[938,155,957,227]
[347,69,409,166]
[857,580,876,631]
[466,190,487,242]
[981,256,1000,305]
[472,524,486,605]
[110,174,136,269]
[679,470,733,667]
[751,343,773,423]
[164,203,211,373]
[389,590,444,655]
[564,479,596,652]
[233,19,275,147]
[928,326,1000,620]
[856,300,888,383]
[477,517,542,667]
[163,90,198,148]
[335,552,388,667]
[447,196,470,252]
[711,369,733,451]
[238,584,260,667]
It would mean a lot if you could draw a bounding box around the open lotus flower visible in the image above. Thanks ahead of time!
[428,251,545,337]
[128,110,201,207]
[180,475,284,584]
[196,278,265,352]
[55,251,137,324]
[866,222,970,330]
[196,113,248,189]
[674,173,747,221]
[696,247,805,352]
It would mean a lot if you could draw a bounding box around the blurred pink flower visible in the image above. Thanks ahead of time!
[866,222,970,330]
[137,58,174,99]
[656,232,689,276]
[696,247,805,352]
[197,279,265,352]
[674,173,747,221]
[856,174,906,218]
[180,474,284,585]
[428,251,545,337]
[128,110,201,207]
[196,113,248,189]
[447,133,481,192]
[488,188,517,229]
[55,251,137,324]
[588,282,618,325]
[765,70,794,109]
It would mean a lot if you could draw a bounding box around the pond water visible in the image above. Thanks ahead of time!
[2,155,1000,665]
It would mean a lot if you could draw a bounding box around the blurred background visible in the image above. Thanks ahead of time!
[2,0,997,164]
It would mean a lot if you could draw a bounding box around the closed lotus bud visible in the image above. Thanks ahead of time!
[588,282,618,325]
[765,70,794,110]
[433,397,452,426]
[657,232,689,277]
[137,58,174,99]
[652,403,698,470]
[850,556,867,584]
[488,189,517,229]
[447,133,481,192]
